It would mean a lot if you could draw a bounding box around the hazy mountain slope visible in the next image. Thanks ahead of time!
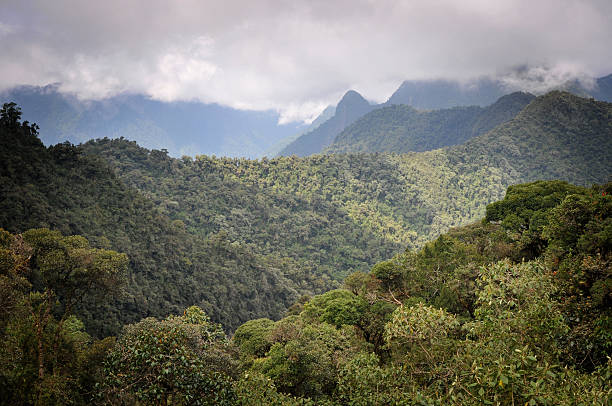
[386,77,507,109]
[278,90,374,156]
[265,105,336,157]
[327,92,535,154]
[386,74,612,109]
[592,74,612,102]
[1,84,305,158]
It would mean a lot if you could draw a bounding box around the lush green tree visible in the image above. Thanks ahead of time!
[100,306,237,405]
[232,318,275,361]
[0,228,127,405]
[301,289,368,328]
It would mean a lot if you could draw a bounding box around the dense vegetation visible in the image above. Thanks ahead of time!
[1,94,611,404]
[83,91,612,271]
[327,92,534,154]
[0,103,314,335]
[2,91,611,339]
[2,180,610,404]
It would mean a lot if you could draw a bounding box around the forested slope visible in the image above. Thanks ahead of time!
[226,180,612,404]
[84,91,611,279]
[327,91,534,154]
[2,91,610,336]
[0,103,312,335]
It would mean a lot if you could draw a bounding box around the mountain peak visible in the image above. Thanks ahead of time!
[337,90,369,110]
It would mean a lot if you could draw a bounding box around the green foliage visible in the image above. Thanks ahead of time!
[327,92,534,154]
[100,307,237,405]
[2,95,612,405]
[233,179,612,404]
[249,314,368,401]
[301,289,368,328]
[232,318,275,360]
[484,180,612,370]
[3,92,609,337]
[0,228,126,405]
[385,302,460,348]
[235,371,315,405]
[485,180,584,258]
[0,109,310,336]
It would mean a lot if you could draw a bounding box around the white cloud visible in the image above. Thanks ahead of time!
[0,0,611,122]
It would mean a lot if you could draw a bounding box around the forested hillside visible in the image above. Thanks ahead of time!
[225,180,612,404]
[2,91,611,336]
[2,180,609,404]
[0,103,314,335]
[327,91,534,154]
[83,91,612,268]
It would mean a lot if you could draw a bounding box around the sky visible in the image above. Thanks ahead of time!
[1,0,611,123]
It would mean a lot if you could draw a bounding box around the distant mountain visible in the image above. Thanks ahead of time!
[386,77,507,109]
[591,74,612,102]
[386,74,612,110]
[0,84,305,158]
[327,92,535,154]
[279,74,612,158]
[454,90,612,185]
[278,90,375,156]
[265,105,335,157]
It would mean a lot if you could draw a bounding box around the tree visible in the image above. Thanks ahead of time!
[100,306,237,405]
[0,102,21,128]
[21,229,127,382]
[0,228,127,405]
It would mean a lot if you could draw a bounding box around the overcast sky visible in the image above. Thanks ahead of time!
[1,0,611,123]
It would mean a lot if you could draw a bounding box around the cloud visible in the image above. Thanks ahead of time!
[0,0,611,122]
[498,64,598,94]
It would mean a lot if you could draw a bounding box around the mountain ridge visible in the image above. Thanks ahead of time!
[277,90,375,156]
[326,91,535,154]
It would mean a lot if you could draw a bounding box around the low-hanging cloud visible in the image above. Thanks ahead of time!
[1,0,611,123]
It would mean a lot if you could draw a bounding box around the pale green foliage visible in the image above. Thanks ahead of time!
[235,371,317,405]
[384,302,460,381]
[469,260,567,355]
[385,302,459,346]
[251,315,368,400]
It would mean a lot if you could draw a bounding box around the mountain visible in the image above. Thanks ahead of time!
[453,90,612,185]
[0,84,305,158]
[386,73,612,110]
[327,91,535,154]
[278,90,375,156]
[264,105,336,157]
[386,77,508,109]
[2,91,610,336]
[592,73,612,101]
[83,91,611,260]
